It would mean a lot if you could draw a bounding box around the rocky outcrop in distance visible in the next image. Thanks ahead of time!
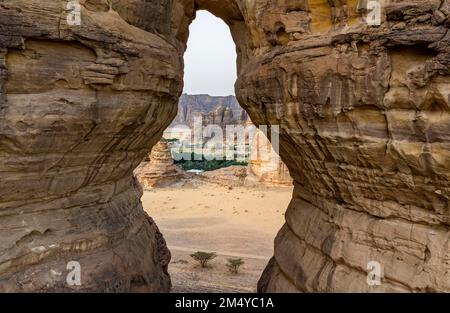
[135,141,185,189]
[171,94,248,128]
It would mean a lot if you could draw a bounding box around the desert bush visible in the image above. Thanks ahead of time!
[190,251,217,268]
[226,258,244,274]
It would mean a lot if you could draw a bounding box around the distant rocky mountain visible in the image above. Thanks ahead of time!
[171,94,248,128]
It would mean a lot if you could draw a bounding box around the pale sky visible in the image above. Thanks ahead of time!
[183,11,237,96]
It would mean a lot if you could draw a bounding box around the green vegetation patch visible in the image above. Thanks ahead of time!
[173,152,248,171]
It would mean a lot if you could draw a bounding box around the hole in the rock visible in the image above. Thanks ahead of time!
[182,10,237,96]
[135,11,293,293]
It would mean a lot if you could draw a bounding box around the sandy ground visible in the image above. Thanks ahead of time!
[141,180,293,293]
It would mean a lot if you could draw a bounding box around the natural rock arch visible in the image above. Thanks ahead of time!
[0,0,449,292]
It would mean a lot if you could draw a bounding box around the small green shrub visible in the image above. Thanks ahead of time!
[226,258,244,274]
[190,251,217,268]
[164,138,179,143]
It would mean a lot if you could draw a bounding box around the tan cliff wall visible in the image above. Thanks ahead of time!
[171,94,248,129]
[247,128,293,187]
[0,0,449,292]
[0,0,180,292]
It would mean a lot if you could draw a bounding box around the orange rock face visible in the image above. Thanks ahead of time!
[1,0,450,292]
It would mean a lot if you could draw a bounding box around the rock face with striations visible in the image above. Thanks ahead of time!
[171,94,248,128]
[0,0,177,292]
[246,128,293,187]
[0,0,450,292]
[135,141,185,188]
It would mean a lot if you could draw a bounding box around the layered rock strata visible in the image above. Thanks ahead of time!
[171,94,248,129]
[0,0,177,292]
[136,141,185,188]
[0,0,449,293]
[246,129,293,187]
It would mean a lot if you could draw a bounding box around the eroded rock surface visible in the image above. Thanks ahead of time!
[171,94,248,129]
[0,0,450,292]
[246,128,293,187]
[135,140,185,188]
[0,0,178,292]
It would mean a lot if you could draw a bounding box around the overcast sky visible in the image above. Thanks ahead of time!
[183,11,237,96]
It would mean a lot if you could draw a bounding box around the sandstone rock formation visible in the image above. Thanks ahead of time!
[0,0,177,292]
[135,141,185,188]
[246,128,293,187]
[199,166,248,187]
[1,0,450,293]
[247,160,292,187]
[171,94,248,128]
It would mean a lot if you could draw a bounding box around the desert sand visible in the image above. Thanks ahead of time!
[141,180,293,292]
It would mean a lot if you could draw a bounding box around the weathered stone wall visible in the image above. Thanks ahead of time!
[0,0,179,292]
[1,0,449,292]
[247,128,293,187]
